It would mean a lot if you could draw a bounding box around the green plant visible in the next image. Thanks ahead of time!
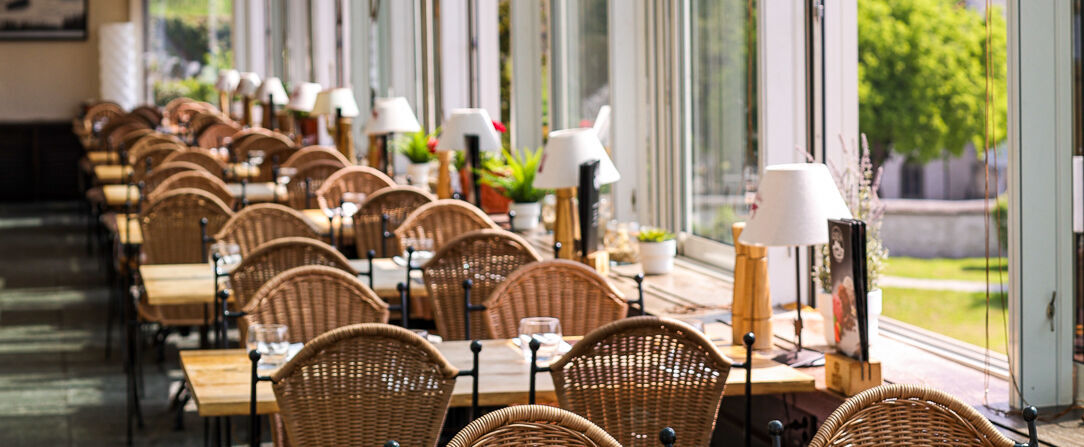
[478,147,548,203]
[395,128,438,164]
[153,78,217,106]
[638,228,675,243]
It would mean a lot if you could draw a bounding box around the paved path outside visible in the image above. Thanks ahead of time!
[881,275,1007,293]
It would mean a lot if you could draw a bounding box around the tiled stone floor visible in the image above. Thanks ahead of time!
[0,202,207,446]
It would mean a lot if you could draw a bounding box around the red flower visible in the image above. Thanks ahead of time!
[427,138,438,153]
[492,120,507,133]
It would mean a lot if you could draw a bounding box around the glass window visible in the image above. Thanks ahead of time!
[567,0,609,128]
[688,0,758,245]
[145,0,234,106]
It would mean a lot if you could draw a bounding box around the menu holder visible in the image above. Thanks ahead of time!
[825,219,880,395]
[577,160,608,274]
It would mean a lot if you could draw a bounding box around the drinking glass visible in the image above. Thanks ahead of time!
[340,192,366,218]
[247,324,289,369]
[211,241,242,274]
[518,317,562,365]
[277,166,298,186]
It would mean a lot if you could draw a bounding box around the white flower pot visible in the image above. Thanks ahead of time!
[819,288,882,348]
[639,239,676,275]
[510,202,541,231]
[407,162,431,189]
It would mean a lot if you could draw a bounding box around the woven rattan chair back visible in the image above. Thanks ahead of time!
[227,237,356,309]
[282,145,350,169]
[227,128,274,152]
[235,135,297,182]
[163,149,228,178]
[113,127,154,153]
[483,260,627,339]
[270,324,458,447]
[809,384,1026,447]
[240,265,389,343]
[99,118,149,149]
[84,102,124,134]
[447,405,622,447]
[176,103,219,130]
[147,170,234,207]
[353,186,435,257]
[141,161,206,194]
[196,122,242,149]
[394,199,499,255]
[285,159,346,209]
[130,144,185,182]
[423,229,541,340]
[131,105,163,127]
[139,188,233,265]
[550,316,734,447]
[315,166,395,212]
[213,204,322,256]
[127,133,185,156]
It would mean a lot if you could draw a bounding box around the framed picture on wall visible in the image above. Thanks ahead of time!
[0,0,88,41]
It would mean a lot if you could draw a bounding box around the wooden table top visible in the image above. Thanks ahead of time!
[86,151,121,165]
[102,182,286,208]
[300,208,354,242]
[138,259,425,306]
[93,165,133,184]
[181,323,815,417]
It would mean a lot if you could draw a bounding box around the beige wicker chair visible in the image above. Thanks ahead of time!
[806,384,1038,447]
[213,204,322,256]
[315,166,396,212]
[240,265,389,343]
[269,324,459,447]
[131,105,163,127]
[137,188,233,325]
[140,161,206,194]
[353,186,435,257]
[126,133,186,157]
[234,133,298,181]
[162,149,228,178]
[227,237,355,310]
[423,229,541,340]
[84,102,124,135]
[549,316,734,447]
[282,145,349,169]
[130,143,185,182]
[285,159,345,209]
[483,260,627,339]
[147,170,234,208]
[196,122,242,149]
[394,199,499,256]
[447,405,622,447]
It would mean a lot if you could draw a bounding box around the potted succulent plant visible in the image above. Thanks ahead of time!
[479,147,548,230]
[637,228,677,275]
[396,128,438,188]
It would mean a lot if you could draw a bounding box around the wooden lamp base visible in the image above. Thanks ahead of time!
[554,188,577,260]
[335,117,355,163]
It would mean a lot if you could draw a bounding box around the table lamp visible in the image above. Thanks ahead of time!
[535,128,620,260]
[257,77,289,131]
[286,82,322,145]
[235,72,262,127]
[215,69,240,117]
[739,163,851,365]
[434,108,502,202]
[364,97,421,175]
[312,88,361,163]
[593,105,612,149]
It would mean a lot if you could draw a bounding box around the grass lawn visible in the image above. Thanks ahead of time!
[885,256,1007,283]
[881,287,1008,353]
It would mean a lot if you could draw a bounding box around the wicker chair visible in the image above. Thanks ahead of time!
[483,260,627,339]
[127,133,186,157]
[799,384,1039,447]
[285,159,346,210]
[236,135,297,182]
[394,199,499,256]
[147,170,235,208]
[446,405,621,447]
[213,204,322,256]
[140,161,206,194]
[130,143,185,182]
[240,265,389,343]
[163,149,228,178]
[137,188,233,325]
[267,324,459,447]
[423,229,541,340]
[282,145,350,169]
[353,186,435,257]
[315,166,396,212]
[84,102,124,135]
[548,316,734,447]
[196,122,242,149]
[227,237,356,310]
[131,105,163,127]
[227,128,275,152]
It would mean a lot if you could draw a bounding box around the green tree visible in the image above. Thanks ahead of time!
[858,0,1006,166]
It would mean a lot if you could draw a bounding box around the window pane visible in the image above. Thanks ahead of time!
[689,0,757,244]
[146,0,234,106]
[569,0,609,128]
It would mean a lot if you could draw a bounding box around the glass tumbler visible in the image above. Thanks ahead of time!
[247,324,289,368]
[518,317,562,366]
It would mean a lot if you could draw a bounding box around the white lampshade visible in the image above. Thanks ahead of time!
[216,69,240,92]
[256,77,288,105]
[365,96,421,134]
[593,105,612,147]
[739,163,853,247]
[287,82,322,112]
[311,88,360,118]
[434,108,502,152]
[235,72,261,97]
[535,128,621,189]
